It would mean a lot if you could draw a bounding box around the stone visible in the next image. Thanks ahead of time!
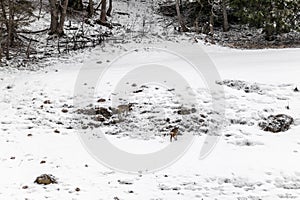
[177,107,197,115]
[97,98,106,103]
[34,174,57,185]
[216,80,264,94]
[258,114,294,133]
[61,109,68,113]
[43,100,51,104]
[95,107,112,119]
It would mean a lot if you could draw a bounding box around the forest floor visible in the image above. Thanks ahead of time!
[3,0,299,70]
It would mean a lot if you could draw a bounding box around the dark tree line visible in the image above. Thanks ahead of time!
[0,0,35,59]
[173,0,299,40]
[0,0,114,60]
[230,0,299,40]
[48,0,113,35]
[0,0,299,61]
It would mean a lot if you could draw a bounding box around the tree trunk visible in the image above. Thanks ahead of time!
[8,0,15,46]
[107,0,112,17]
[49,0,68,36]
[0,0,9,31]
[0,0,16,59]
[264,9,276,41]
[194,20,199,34]
[209,13,214,34]
[0,0,9,59]
[96,0,112,28]
[49,0,59,35]
[100,0,107,23]
[87,0,94,17]
[0,22,2,61]
[175,0,188,32]
[222,0,229,32]
[208,1,214,35]
[57,0,68,36]
[265,23,275,41]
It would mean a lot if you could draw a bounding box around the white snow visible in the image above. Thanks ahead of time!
[1,0,300,199]
[1,42,300,199]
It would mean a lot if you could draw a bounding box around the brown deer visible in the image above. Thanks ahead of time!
[170,127,179,142]
[117,103,134,120]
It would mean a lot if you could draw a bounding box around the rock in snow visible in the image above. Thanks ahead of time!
[34,174,57,185]
[258,114,294,133]
[216,80,264,94]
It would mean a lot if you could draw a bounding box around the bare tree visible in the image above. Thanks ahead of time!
[95,0,111,28]
[87,0,94,17]
[7,0,13,54]
[48,0,69,36]
[222,0,229,32]
[208,0,214,35]
[58,0,68,35]
[107,0,112,17]
[0,22,2,61]
[0,0,16,59]
[175,0,188,32]
[100,0,106,23]
[49,0,59,34]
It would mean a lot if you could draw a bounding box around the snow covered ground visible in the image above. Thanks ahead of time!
[0,0,300,199]
[1,40,300,199]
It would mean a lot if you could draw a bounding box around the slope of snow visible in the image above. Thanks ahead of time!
[1,41,300,199]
